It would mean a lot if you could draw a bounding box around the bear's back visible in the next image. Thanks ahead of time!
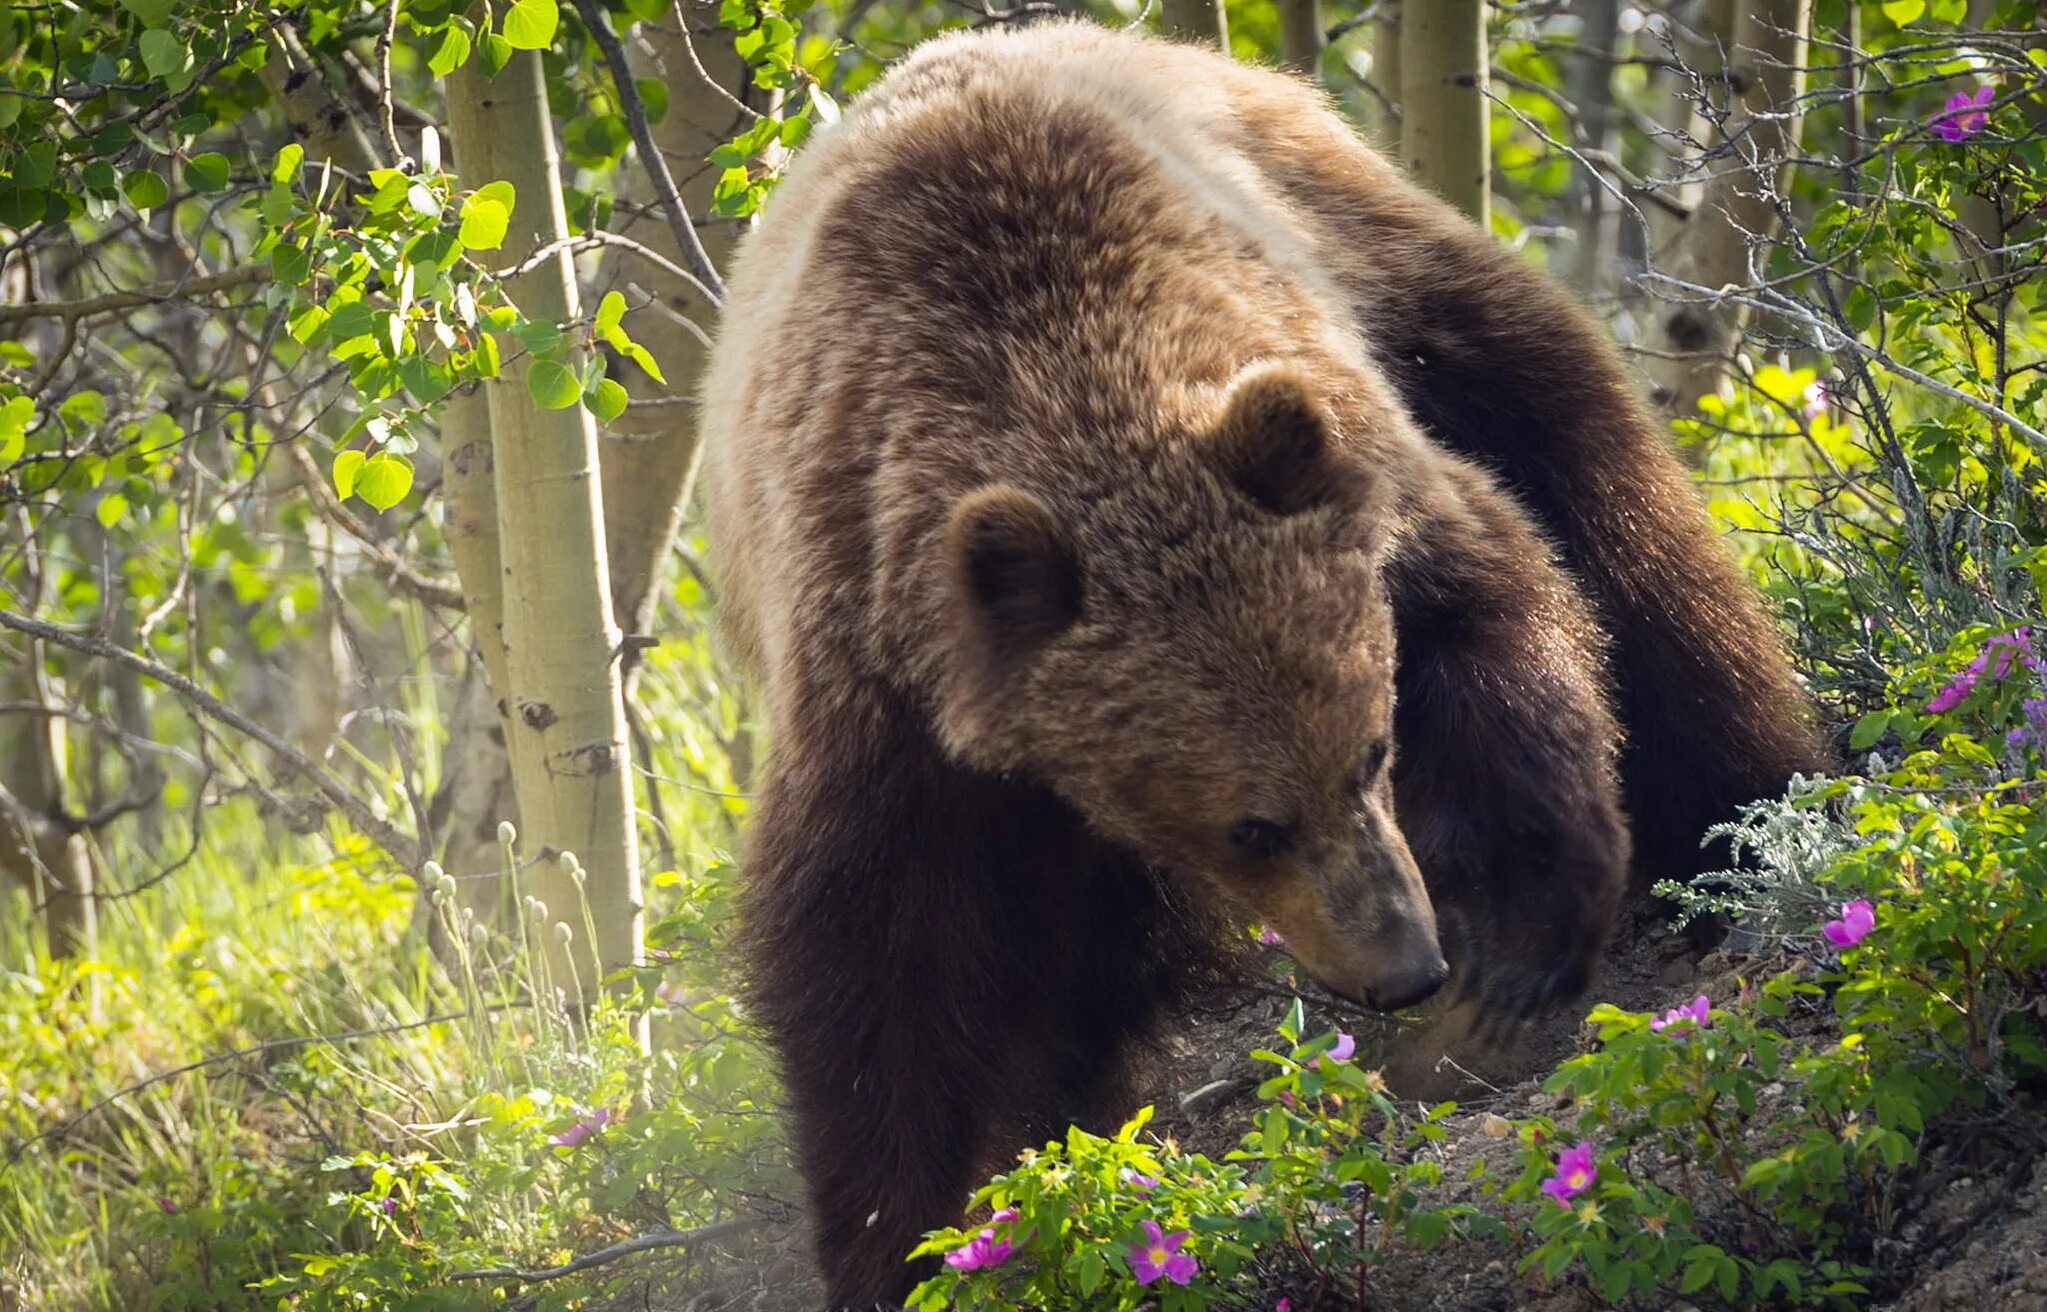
[698,22,1394,704]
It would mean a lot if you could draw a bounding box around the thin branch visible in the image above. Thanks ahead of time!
[568,0,728,305]
[373,0,406,168]
[669,1,762,122]
[445,1218,764,1283]
[0,608,423,868]
[0,265,270,327]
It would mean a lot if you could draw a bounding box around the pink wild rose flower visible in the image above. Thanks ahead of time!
[1314,1031,1357,1069]
[945,1210,1018,1273]
[1823,899,1876,948]
[1129,1220,1198,1286]
[1540,1141,1598,1207]
[1650,994,1712,1033]
[1931,85,1995,143]
[548,1107,614,1148]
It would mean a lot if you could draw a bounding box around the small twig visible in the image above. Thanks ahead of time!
[569,0,727,306]
[446,1217,765,1283]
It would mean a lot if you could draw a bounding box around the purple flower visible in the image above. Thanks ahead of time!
[1314,1031,1356,1069]
[1121,1168,1158,1195]
[2007,697,2047,752]
[1256,926,1283,946]
[155,1195,178,1214]
[1932,85,1995,143]
[380,1196,397,1216]
[1928,629,2040,712]
[1129,1220,1197,1286]
[1277,1301,1292,1312]
[548,1107,614,1147]
[1540,1141,1598,1207]
[944,1228,1015,1273]
[654,981,695,1008]
[1823,899,1876,948]
[944,1206,1021,1272]
[1650,994,1712,1033]
[1802,379,1829,421]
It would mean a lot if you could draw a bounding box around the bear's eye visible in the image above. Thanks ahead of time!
[1229,817,1294,860]
[1357,739,1391,789]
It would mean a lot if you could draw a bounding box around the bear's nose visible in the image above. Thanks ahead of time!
[1368,955,1449,1013]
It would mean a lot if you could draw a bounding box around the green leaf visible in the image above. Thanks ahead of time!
[584,377,628,423]
[399,357,454,404]
[1074,1247,1104,1297]
[594,290,626,338]
[1882,0,1925,24]
[118,0,175,27]
[501,0,558,51]
[527,359,582,409]
[620,341,665,385]
[516,318,564,356]
[355,452,414,511]
[326,301,375,341]
[635,77,669,125]
[332,450,366,499]
[122,170,170,210]
[183,152,231,193]
[14,143,56,189]
[139,30,191,81]
[458,180,515,250]
[272,143,304,184]
[271,243,312,286]
[479,31,514,77]
[0,395,32,463]
[95,492,128,529]
[428,24,473,78]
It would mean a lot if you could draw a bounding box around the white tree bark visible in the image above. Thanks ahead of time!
[445,51,642,997]
[1400,0,1489,225]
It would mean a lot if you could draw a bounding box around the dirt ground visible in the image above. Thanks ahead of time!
[627,903,2047,1311]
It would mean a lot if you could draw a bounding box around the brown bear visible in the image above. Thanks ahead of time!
[697,20,1822,1307]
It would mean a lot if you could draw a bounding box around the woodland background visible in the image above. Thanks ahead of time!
[2,0,2045,1309]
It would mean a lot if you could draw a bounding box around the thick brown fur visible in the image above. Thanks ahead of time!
[698,21,1816,1308]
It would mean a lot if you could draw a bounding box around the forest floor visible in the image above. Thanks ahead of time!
[625,903,2047,1312]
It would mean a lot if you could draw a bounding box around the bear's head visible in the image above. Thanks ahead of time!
[938,363,1447,1013]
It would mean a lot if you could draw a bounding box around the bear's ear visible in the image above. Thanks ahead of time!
[1209,365,1368,517]
[946,485,1083,662]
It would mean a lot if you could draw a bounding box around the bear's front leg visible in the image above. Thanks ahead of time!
[742,736,1015,1309]
[1385,464,1631,1030]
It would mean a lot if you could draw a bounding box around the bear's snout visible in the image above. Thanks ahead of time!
[1366,952,1450,1013]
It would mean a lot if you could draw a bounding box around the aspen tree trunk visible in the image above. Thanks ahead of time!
[0,654,93,958]
[1566,0,1622,293]
[1160,0,1227,47]
[1646,0,1811,410]
[445,51,642,996]
[599,1,753,653]
[1400,0,1489,225]
[1278,0,1322,71]
[1365,5,1401,151]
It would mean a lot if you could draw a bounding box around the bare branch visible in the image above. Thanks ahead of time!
[0,607,424,868]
